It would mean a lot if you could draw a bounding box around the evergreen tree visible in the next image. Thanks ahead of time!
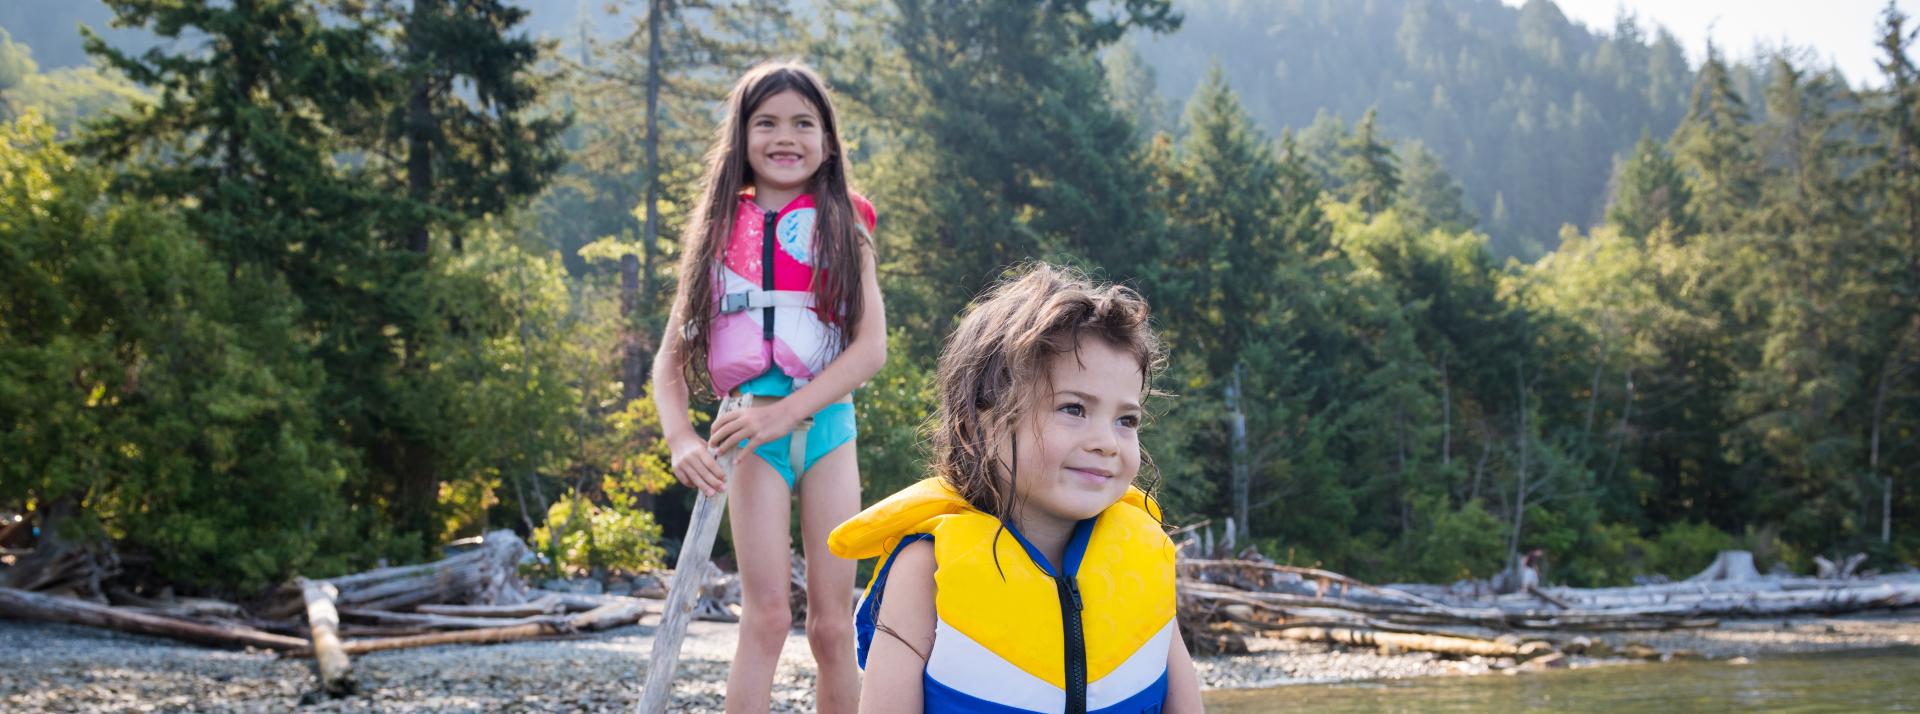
[1397,140,1476,232]
[1860,0,1920,549]
[1605,131,1695,239]
[1340,108,1401,214]
[1156,65,1322,543]
[383,0,567,254]
[366,0,569,539]
[1671,45,1760,234]
[1730,56,1863,547]
[1103,37,1176,139]
[827,0,1179,353]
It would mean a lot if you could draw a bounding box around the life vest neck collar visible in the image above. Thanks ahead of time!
[1002,516,1097,578]
[740,189,811,215]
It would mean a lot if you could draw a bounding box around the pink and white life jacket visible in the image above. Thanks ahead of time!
[707,191,877,395]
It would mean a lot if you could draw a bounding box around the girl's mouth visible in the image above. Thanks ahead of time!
[1067,466,1113,482]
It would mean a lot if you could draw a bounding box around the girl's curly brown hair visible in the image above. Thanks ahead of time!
[929,263,1168,525]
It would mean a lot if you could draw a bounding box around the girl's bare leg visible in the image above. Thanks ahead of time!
[799,441,861,714]
[724,454,794,714]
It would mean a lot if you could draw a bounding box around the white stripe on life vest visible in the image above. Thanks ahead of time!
[1088,618,1175,709]
[926,618,1062,711]
[925,616,1173,711]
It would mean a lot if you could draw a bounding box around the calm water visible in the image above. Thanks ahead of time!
[1203,647,1920,713]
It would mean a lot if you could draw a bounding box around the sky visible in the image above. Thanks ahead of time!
[1504,0,1920,87]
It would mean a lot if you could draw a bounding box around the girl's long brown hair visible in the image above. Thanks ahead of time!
[670,61,869,398]
[930,263,1168,527]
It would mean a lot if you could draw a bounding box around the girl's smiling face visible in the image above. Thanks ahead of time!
[745,90,825,198]
[1004,336,1145,529]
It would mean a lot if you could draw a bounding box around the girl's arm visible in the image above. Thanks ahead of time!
[1165,623,1204,712]
[859,539,935,714]
[653,307,727,496]
[710,243,887,455]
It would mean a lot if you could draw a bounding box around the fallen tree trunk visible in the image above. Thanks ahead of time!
[317,622,558,657]
[414,594,561,618]
[528,590,663,614]
[339,608,568,631]
[1270,624,1552,658]
[266,530,531,619]
[300,578,354,696]
[285,597,650,658]
[0,586,305,650]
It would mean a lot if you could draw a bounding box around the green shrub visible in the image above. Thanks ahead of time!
[534,493,665,576]
[1399,496,1507,583]
[1648,521,1737,579]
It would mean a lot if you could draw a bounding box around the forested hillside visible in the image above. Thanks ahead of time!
[1132,0,1713,258]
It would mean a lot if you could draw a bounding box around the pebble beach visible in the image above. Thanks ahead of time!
[4,614,1919,712]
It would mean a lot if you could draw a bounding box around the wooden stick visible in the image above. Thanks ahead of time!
[636,453,737,713]
[0,586,306,650]
[299,578,355,696]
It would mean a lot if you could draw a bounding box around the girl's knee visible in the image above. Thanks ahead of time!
[740,602,795,644]
[805,607,855,646]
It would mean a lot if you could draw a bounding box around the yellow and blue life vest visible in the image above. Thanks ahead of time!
[829,478,1177,713]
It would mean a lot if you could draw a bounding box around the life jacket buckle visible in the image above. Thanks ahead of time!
[720,291,755,314]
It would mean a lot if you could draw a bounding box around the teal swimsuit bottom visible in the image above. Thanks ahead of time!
[735,370,857,488]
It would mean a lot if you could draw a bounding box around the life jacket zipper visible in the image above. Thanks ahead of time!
[761,208,776,342]
[1056,574,1087,714]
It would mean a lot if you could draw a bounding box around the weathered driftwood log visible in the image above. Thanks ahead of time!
[339,608,569,631]
[286,593,650,658]
[1184,563,1920,632]
[693,561,742,623]
[299,578,355,696]
[103,586,251,624]
[1687,550,1761,583]
[1814,553,1871,579]
[0,586,305,650]
[1181,558,1444,608]
[0,541,119,602]
[267,530,531,619]
[414,593,562,618]
[1270,625,1553,659]
[313,622,558,656]
[529,589,666,614]
[569,598,650,632]
[336,624,434,637]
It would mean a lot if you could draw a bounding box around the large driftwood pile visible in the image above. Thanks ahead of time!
[1178,550,1920,660]
[0,530,745,697]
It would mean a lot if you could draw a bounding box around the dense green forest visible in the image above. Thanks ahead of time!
[2,0,1916,596]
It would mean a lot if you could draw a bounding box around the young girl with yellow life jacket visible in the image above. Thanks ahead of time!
[829,265,1203,713]
[652,61,884,713]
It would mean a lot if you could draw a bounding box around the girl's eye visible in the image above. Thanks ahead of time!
[1058,403,1085,418]
[1118,414,1141,429]
[753,118,774,128]
[798,119,815,129]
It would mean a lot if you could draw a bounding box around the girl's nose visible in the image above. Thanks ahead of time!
[1085,423,1119,456]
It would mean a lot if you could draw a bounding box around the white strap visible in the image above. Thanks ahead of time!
[788,417,813,482]
[721,289,815,314]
